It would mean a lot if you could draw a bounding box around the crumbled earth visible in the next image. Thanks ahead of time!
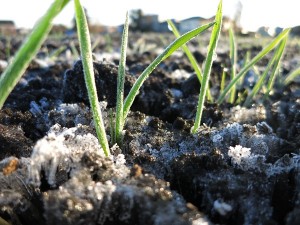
[0,32,299,225]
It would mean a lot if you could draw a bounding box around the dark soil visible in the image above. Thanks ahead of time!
[0,32,299,225]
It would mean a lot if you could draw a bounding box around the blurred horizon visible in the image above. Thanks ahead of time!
[0,0,299,32]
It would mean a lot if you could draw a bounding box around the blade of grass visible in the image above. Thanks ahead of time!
[91,37,101,51]
[237,50,251,88]
[109,108,115,146]
[244,35,287,107]
[265,34,289,95]
[167,19,213,102]
[217,28,291,104]
[74,0,110,156]
[0,0,70,109]
[191,0,222,134]
[123,21,215,120]
[49,45,67,60]
[229,28,237,104]
[283,66,300,85]
[220,68,227,94]
[235,89,248,105]
[115,12,129,146]
[243,51,275,107]
[70,41,80,59]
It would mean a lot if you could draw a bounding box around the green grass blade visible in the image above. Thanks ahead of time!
[167,19,213,102]
[284,67,300,85]
[237,50,251,87]
[235,89,248,105]
[244,35,288,107]
[229,28,237,104]
[115,12,129,146]
[123,21,215,120]
[265,34,288,95]
[74,0,110,156]
[244,50,251,66]
[70,41,80,59]
[217,28,291,104]
[91,37,101,51]
[192,0,222,134]
[0,0,70,109]
[109,108,115,145]
[243,54,274,107]
[220,68,227,94]
[49,45,67,59]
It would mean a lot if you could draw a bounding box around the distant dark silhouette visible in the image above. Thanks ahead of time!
[129,9,143,31]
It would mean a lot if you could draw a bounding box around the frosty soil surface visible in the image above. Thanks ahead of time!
[0,32,299,225]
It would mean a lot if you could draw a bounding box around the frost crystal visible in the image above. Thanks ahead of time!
[228,145,251,165]
[213,199,233,216]
[211,122,243,147]
[170,69,191,80]
[114,154,126,167]
[28,124,104,187]
[212,134,223,144]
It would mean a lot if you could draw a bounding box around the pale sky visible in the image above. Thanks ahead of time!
[0,0,299,32]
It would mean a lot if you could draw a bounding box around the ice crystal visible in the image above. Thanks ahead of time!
[211,122,243,147]
[28,124,104,187]
[213,199,233,216]
[228,145,251,165]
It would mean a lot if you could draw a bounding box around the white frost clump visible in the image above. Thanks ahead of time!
[228,145,251,165]
[212,134,223,144]
[53,103,91,126]
[0,59,8,69]
[213,199,233,216]
[170,69,191,80]
[229,105,266,123]
[170,88,183,98]
[211,123,243,147]
[28,124,104,187]
[114,154,126,167]
[228,145,268,171]
[267,154,299,176]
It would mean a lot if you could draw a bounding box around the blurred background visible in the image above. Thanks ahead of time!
[0,0,299,36]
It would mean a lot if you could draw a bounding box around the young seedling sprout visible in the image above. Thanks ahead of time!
[167,19,213,102]
[217,28,291,104]
[109,17,215,147]
[74,0,110,156]
[228,27,237,104]
[243,34,288,107]
[0,0,215,157]
[114,12,129,146]
[283,66,300,86]
[0,0,293,158]
[191,0,223,134]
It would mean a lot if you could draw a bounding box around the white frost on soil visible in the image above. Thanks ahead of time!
[267,154,300,177]
[228,145,270,172]
[169,69,192,80]
[0,59,8,69]
[213,199,233,216]
[211,122,243,148]
[228,145,251,165]
[228,105,266,123]
[28,124,105,187]
[170,88,183,98]
[56,103,91,126]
